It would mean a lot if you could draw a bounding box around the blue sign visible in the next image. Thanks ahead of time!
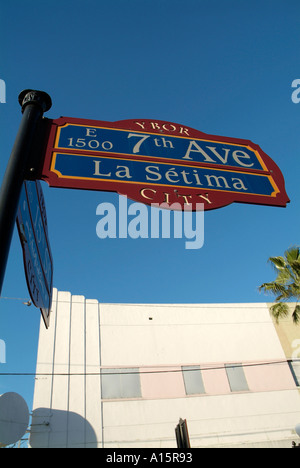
[16,181,53,328]
[52,152,279,198]
[56,124,266,172]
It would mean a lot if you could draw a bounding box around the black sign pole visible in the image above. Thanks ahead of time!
[0,89,52,296]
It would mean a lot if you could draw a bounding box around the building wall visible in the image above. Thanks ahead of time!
[269,304,300,360]
[269,304,300,403]
[29,289,300,448]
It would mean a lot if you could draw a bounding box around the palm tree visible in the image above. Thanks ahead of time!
[259,246,300,324]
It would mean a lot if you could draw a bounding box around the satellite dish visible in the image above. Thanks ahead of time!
[0,393,29,446]
[296,423,300,437]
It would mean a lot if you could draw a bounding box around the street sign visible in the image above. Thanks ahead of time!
[40,117,290,211]
[16,180,53,328]
[175,418,191,448]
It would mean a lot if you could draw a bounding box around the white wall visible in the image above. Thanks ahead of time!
[99,303,286,366]
[30,290,102,448]
[29,290,300,448]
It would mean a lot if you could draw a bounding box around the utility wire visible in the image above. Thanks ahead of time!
[0,296,30,302]
[0,358,299,377]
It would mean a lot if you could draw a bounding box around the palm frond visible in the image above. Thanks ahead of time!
[260,247,300,325]
[275,269,293,285]
[292,261,300,276]
[292,304,300,324]
[268,256,286,271]
[270,303,290,323]
[259,281,289,297]
[285,246,300,264]
[287,283,300,299]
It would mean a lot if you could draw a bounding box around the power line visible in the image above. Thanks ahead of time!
[0,358,299,377]
[0,296,30,302]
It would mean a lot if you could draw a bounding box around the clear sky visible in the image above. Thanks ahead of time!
[0,0,300,424]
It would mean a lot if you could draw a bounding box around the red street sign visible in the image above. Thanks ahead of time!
[39,117,290,211]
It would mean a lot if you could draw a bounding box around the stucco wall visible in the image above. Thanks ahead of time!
[29,290,300,448]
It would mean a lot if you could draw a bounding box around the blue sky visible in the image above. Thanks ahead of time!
[1,0,300,421]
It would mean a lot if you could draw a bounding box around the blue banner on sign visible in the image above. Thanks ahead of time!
[52,153,277,197]
[56,124,265,171]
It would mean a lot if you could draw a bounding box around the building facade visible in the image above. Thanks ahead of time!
[29,289,300,448]
[269,305,300,398]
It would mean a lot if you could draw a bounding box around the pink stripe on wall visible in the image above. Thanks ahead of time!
[201,366,231,395]
[244,362,296,392]
[140,367,186,399]
[139,361,297,400]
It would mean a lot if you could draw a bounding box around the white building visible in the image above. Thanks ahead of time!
[29,289,300,448]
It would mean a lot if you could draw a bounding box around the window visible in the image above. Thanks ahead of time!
[182,366,205,395]
[288,360,300,387]
[225,364,249,392]
[101,368,141,399]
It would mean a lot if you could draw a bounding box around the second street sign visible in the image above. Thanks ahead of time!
[16,180,53,328]
[39,117,290,211]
